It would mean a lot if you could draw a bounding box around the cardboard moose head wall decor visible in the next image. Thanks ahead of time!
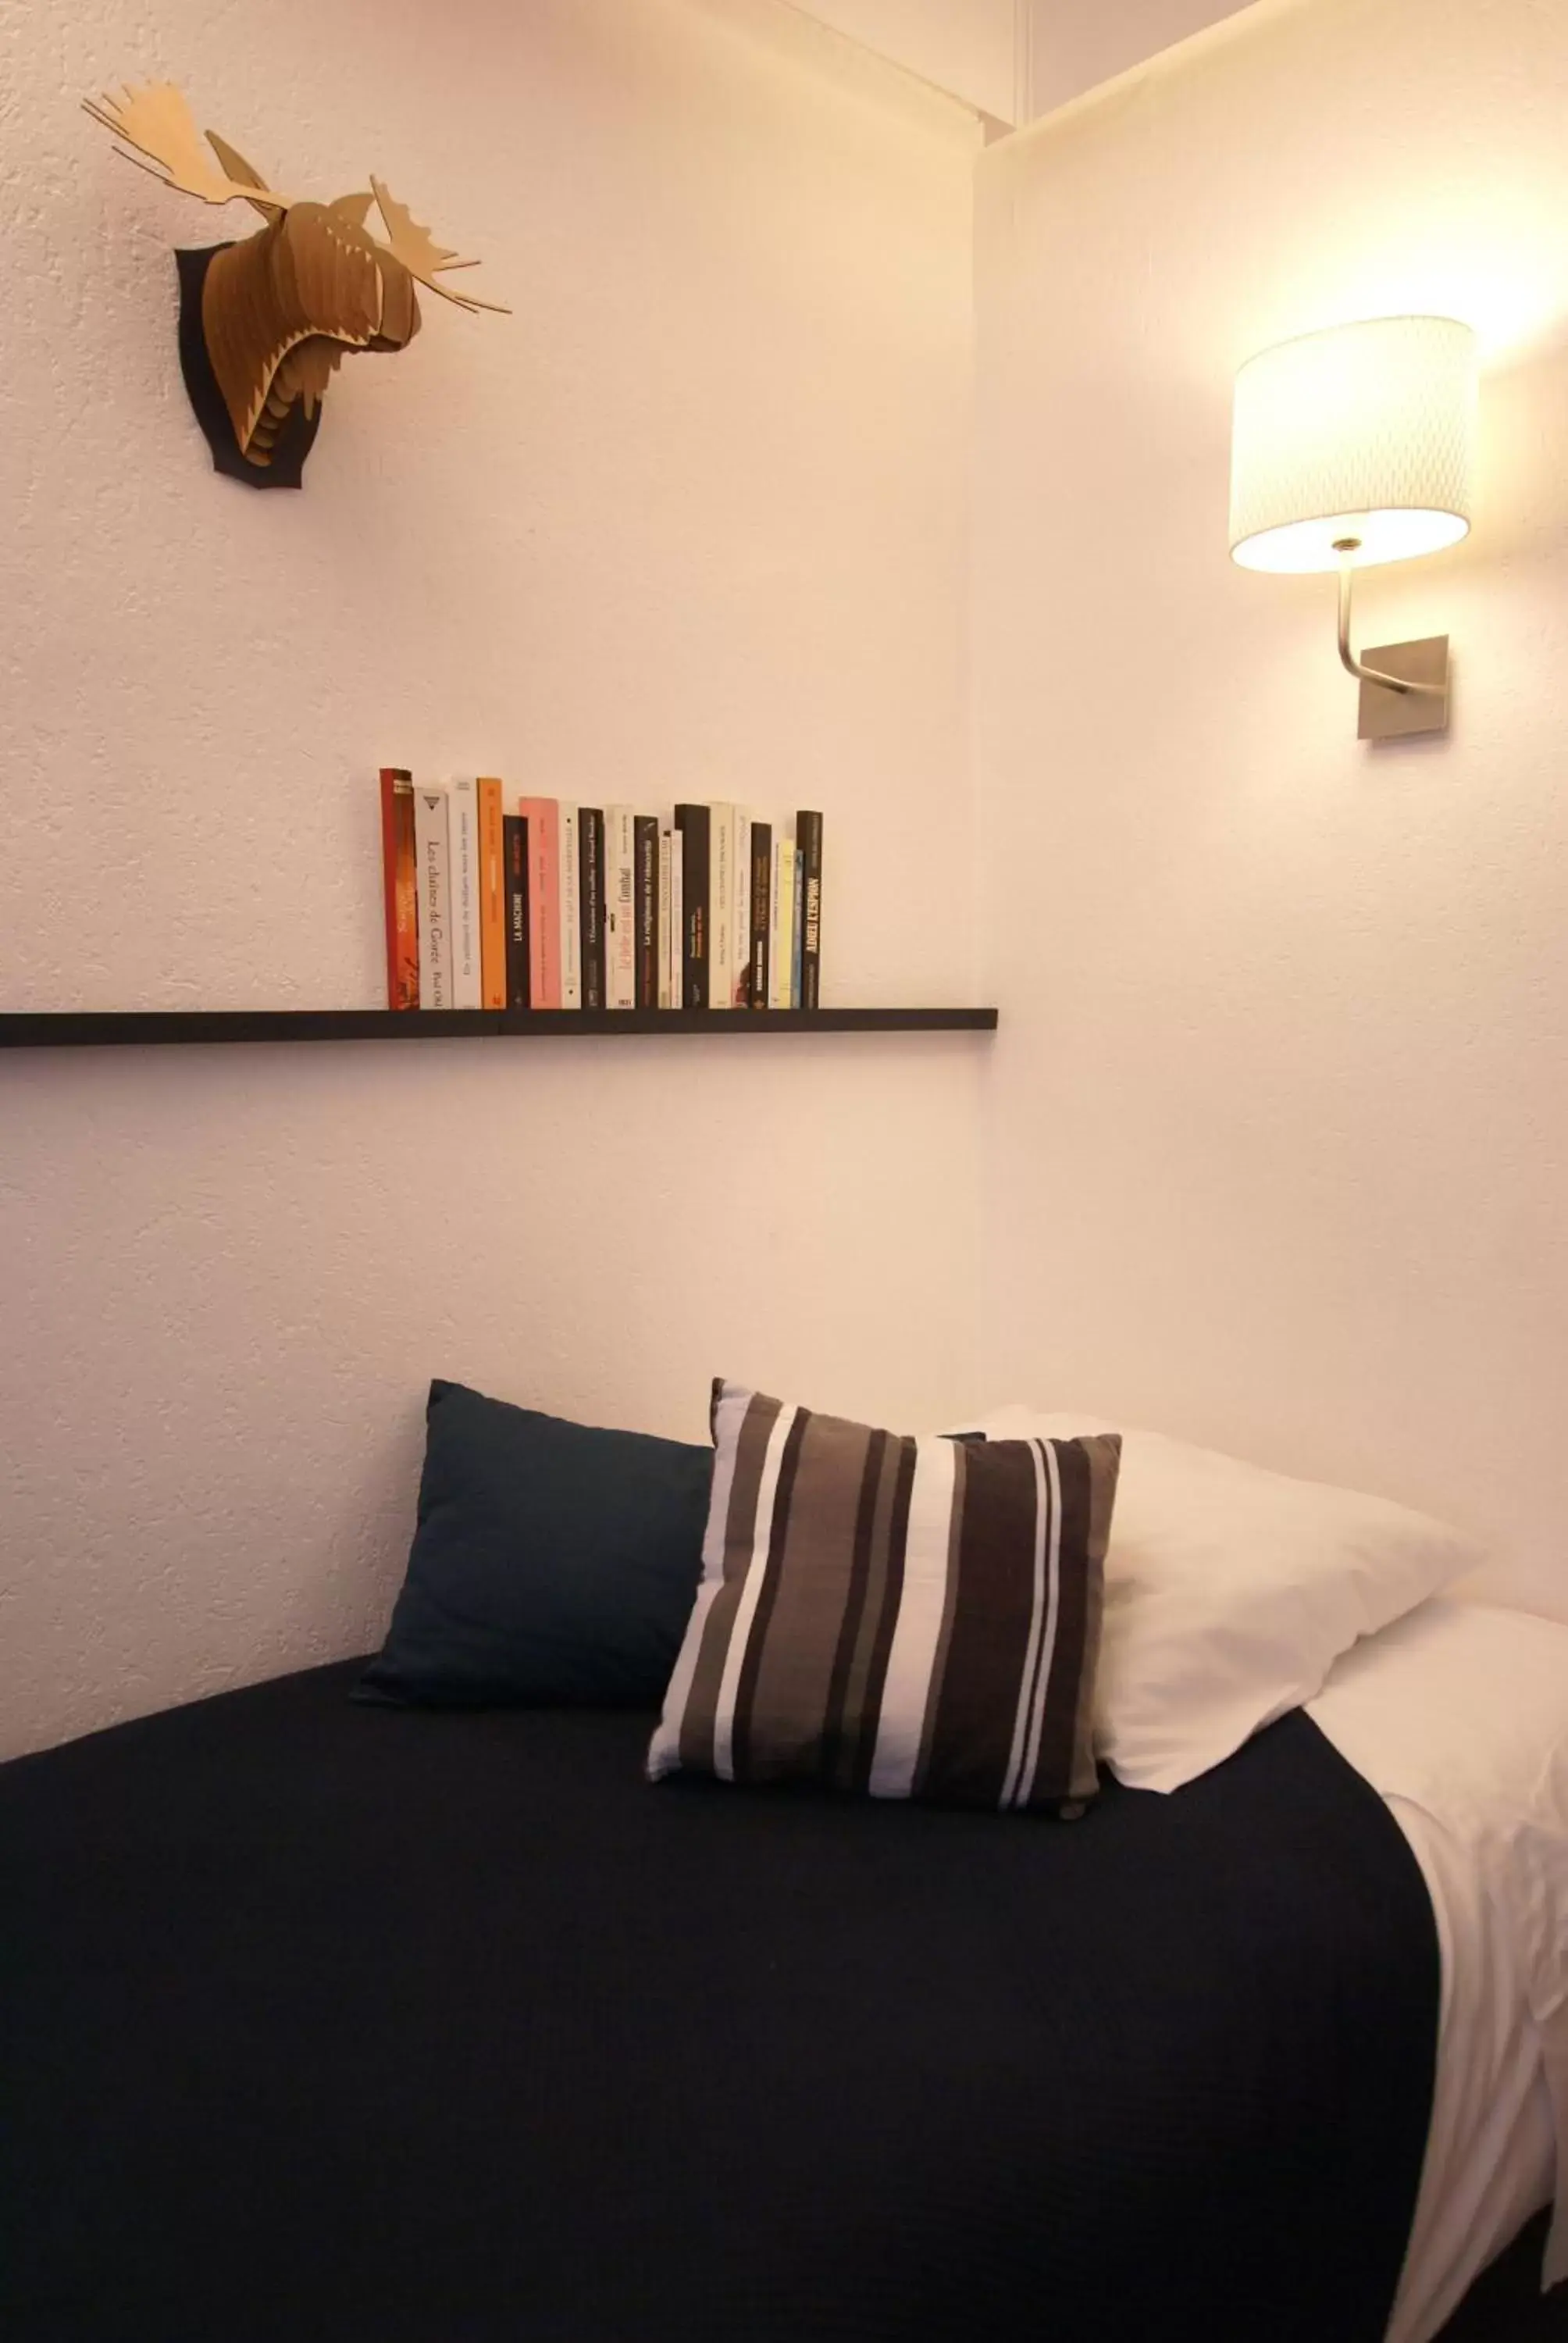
[84,84,508,488]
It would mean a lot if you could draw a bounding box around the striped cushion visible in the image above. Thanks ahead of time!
[647,1382,1121,1814]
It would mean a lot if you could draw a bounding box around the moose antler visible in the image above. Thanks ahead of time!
[81,84,291,212]
[369,178,510,314]
[203,130,287,222]
[81,87,508,312]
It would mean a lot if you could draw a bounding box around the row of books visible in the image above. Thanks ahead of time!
[379,773,824,1013]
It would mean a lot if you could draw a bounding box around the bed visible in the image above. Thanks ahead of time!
[2,1594,1564,2342]
[1310,1599,1568,2343]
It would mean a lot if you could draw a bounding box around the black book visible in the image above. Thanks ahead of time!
[748,821,772,1011]
[503,814,530,1008]
[796,811,823,1011]
[673,804,711,1009]
[579,809,605,1011]
[634,816,660,1009]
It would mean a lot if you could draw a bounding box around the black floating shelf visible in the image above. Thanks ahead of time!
[0,1007,998,1050]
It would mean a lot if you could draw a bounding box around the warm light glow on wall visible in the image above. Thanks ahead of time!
[1229,316,1478,574]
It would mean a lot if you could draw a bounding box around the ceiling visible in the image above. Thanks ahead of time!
[784,0,1253,125]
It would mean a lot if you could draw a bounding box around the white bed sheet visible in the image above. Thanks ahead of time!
[1307,1599,1568,2343]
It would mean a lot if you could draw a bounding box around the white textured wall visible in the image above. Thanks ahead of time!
[974,0,1568,1618]
[0,0,984,1757]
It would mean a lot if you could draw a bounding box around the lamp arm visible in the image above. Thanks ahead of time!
[1335,547,1445,698]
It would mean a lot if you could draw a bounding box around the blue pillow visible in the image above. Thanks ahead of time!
[358,1381,711,1707]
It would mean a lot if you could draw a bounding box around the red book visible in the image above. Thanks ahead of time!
[380,768,419,1009]
[517,798,561,1007]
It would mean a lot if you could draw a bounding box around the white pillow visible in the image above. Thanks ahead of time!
[956,1407,1485,1792]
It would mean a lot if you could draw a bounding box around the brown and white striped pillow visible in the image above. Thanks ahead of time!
[647,1382,1121,1814]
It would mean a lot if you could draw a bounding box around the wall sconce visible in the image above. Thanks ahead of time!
[1229,316,1479,740]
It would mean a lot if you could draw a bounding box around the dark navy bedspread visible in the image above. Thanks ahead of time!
[0,1662,1438,2341]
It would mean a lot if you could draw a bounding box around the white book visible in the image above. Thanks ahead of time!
[711,801,735,1011]
[733,809,751,1008]
[414,783,453,1009]
[447,777,482,1009]
[604,804,636,1010]
[770,832,796,1008]
[657,831,673,1010]
[559,804,582,1010]
[669,836,684,1011]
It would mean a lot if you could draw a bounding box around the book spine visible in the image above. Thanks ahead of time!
[748,820,772,1011]
[540,803,561,1007]
[634,815,659,1009]
[657,832,673,1011]
[604,805,636,1009]
[578,809,605,1011]
[380,769,419,1009]
[770,833,795,1010]
[668,835,684,1014]
[796,811,822,1011]
[559,804,582,1010]
[768,837,782,1011]
[502,814,530,1007]
[447,778,483,1010]
[518,799,561,1007]
[791,842,804,1008]
[710,804,736,1011]
[476,778,508,1010]
[674,804,710,1009]
[733,810,751,1005]
[414,784,452,1009]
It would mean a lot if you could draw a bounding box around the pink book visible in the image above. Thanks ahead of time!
[518,798,561,1007]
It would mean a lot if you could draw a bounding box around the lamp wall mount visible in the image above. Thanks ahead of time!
[1335,541,1451,741]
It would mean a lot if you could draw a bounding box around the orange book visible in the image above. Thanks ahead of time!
[477,777,508,1009]
[380,768,419,1009]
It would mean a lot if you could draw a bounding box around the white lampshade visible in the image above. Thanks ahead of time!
[1229,316,1478,574]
